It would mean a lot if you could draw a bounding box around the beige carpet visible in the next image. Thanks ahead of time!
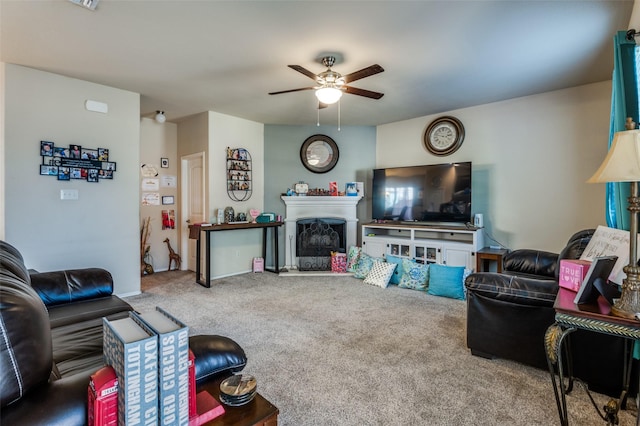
[126,270,638,426]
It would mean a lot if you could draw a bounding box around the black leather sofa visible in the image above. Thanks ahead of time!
[465,230,638,397]
[0,240,247,425]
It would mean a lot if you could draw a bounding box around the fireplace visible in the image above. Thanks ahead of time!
[281,195,363,271]
[296,218,346,271]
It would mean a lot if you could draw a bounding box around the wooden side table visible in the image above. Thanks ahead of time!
[198,376,279,426]
[476,247,509,272]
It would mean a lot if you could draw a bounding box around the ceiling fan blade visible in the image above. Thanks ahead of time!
[343,64,384,83]
[269,87,315,95]
[344,86,384,99]
[288,65,319,81]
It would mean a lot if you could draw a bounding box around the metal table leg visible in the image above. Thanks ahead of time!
[545,323,577,426]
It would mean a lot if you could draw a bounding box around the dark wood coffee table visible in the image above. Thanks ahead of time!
[197,376,279,426]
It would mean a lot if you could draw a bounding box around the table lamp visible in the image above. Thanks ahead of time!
[587,129,640,319]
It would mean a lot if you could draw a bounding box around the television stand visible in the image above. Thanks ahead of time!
[362,222,484,271]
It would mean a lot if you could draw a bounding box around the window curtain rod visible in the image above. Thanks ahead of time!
[626,29,640,41]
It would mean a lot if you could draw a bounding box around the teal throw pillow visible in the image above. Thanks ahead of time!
[353,252,383,279]
[346,246,361,272]
[427,264,466,300]
[398,259,429,291]
[385,254,406,285]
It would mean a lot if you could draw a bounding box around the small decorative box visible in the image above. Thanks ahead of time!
[559,259,592,292]
[331,253,347,273]
[253,257,264,273]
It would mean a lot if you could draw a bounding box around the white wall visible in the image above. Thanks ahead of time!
[140,117,179,272]
[176,111,265,278]
[4,64,141,295]
[377,81,610,252]
[206,111,265,276]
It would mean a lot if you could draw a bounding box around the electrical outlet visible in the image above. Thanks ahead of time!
[60,189,78,200]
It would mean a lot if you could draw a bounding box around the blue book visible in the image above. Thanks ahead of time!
[134,308,190,426]
[103,313,158,425]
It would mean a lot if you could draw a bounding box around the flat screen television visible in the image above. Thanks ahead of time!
[372,162,472,224]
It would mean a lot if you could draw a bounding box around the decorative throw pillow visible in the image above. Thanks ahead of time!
[385,254,406,285]
[353,252,382,279]
[427,264,467,300]
[398,259,429,291]
[363,261,397,288]
[346,246,362,272]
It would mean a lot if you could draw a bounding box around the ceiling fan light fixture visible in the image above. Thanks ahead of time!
[315,87,343,105]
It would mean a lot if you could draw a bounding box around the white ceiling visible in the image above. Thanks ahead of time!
[0,0,634,126]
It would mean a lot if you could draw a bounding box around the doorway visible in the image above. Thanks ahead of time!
[180,152,206,275]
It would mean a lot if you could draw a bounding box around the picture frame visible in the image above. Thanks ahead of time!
[102,162,116,171]
[161,158,169,168]
[41,141,54,157]
[58,167,71,181]
[81,148,98,160]
[162,195,175,205]
[98,148,109,161]
[87,169,99,182]
[69,145,82,159]
[40,164,58,176]
[70,168,83,179]
[573,256,618,305]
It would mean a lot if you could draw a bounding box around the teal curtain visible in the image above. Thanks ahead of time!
[609,32,640,360]
[607,31,639,230]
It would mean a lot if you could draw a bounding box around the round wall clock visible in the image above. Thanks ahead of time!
[423,116,465,156]
[300,134,339,173]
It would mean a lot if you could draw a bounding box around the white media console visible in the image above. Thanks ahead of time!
[361,222,484,271]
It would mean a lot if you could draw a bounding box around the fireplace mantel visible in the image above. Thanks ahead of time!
[281,196,363,270]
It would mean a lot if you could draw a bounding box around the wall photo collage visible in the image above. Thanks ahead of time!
[39,140,117,182]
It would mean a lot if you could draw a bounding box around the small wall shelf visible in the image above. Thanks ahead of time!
[226,147,252,201]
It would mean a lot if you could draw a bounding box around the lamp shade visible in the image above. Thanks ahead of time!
[587,130,640,183]
[315,87,343,105]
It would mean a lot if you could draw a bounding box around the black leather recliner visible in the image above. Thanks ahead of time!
[465,229,638,397]
[0,240,248,425]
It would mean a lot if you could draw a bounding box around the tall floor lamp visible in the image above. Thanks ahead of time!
[587,129,640,319]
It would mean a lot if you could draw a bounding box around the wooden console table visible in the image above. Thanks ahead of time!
[545,287,640,425]
[189,222,283,288]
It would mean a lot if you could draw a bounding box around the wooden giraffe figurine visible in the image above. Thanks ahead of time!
[163,238,182,271]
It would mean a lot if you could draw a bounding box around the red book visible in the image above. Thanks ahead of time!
[87,366,118,426]
[189,390,225,426]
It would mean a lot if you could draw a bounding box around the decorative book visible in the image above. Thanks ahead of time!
[188,391,225,426]
[134,307,190,426]
[103,314,158,425]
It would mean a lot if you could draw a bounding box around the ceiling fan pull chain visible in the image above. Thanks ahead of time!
[317,106,320,127]
[338,99,341,131]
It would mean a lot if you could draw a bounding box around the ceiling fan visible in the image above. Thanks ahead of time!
[269,56,384,107]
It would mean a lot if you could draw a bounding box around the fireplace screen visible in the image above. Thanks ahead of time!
[296,218,345,271]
